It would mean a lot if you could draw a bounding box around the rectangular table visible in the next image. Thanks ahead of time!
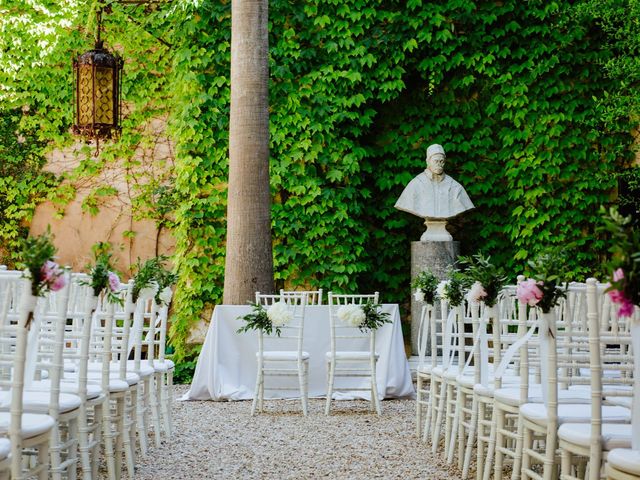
[182,304,415,401]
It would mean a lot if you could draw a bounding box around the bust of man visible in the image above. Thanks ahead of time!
[395,144,474,241]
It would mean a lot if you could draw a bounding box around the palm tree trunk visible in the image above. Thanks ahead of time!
[223,0,274,304]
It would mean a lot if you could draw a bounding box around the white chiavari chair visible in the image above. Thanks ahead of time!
[127,284,158,455]
[280,288,323,305]
[252,292,309,415]
[415,301,436,438]
[558,280,634,480]
[153,288,175,437]
[517,282,631,480]
[0,275,54,480]
[325,292,381,416]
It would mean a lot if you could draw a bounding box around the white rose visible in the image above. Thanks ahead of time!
[159,287,173,305]
[413,289,425,302]
[466,281,487,305]
[337,304,366,327]
[436,281,449,300]
[267,301,293,327]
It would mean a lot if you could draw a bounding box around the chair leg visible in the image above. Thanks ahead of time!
[251,365,262,416]
[68,416,79,480]
[462,394,478,479]
[103,398,117,480]
[325,359,335,416]
[493,407,506,480]
[432,379,446,454]
[511,415,524,480]
[91,401,104,480]
[164,369,174,435]
[149,373,162,446]
[371,365,381,416]
[78,403,92,479]
[49,424,63,480]
[37,441,49,480]
[137,381,149,455]
[298,361,308,416]
[416,374,423,438]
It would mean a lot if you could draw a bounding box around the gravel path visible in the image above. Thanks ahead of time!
[132,385,466,479]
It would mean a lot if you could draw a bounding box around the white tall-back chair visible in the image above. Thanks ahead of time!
[252,292,309,415]
[0,275,54,480]
[325,292,381,415]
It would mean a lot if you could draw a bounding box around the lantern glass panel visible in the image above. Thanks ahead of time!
[95,66,114,124]
[78,65,93,126]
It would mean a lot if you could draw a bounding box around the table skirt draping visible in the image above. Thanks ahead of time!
[181,304,415,401]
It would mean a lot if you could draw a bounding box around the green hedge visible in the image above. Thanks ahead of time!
[1,1,637,360]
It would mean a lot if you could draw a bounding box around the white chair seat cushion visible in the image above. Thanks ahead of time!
[520,403,630,425]
[86,376,131,393]
[417,364,432,375]
[0,412,55,440]
[27,379,103,401]
[149,359,174,372]
[0,438,9,460]
[126,360,155,377]
[494,385,591,407]
[558,423,631,450]
[456,374,476,388]
[325,351,378,361]
[258,351,310,361]
[0,391,81,414]
[608,448,640,476]
[87,370,140,386]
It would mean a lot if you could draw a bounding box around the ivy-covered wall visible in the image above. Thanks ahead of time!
[1,1,637,358]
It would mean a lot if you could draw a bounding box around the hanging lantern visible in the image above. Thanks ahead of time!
[72,10,123,147]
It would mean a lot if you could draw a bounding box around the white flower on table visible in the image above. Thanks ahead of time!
[337,304,366,327]
[413,289,425,302]
[267,301,293,327]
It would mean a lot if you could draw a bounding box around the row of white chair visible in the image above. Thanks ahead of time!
[417,277,639,479]
[0,268,175,479]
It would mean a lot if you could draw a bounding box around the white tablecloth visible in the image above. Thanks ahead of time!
[182,304,415,401]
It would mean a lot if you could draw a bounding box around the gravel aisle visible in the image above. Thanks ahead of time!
[132,385,465,479]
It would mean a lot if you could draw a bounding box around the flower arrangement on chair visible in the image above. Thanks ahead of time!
[439,268,469,308]
[600,206,639,318]
[19,230,67,298]
[132,255,178,305]
[337,301,391,332]
[237,301,293,337]
[83,244,123,304]
[518,250,569,314]
[412,270,439,303]
[458,254,507,307]
[18,230,68,327]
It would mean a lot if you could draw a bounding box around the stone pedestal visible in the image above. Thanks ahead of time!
[410,240,460,353]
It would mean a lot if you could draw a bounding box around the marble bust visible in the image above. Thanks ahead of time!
[395,144,474,241]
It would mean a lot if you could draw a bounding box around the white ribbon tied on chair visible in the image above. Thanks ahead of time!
[417,304,432,366]
[443,308,458,369]
[462,305,490,386]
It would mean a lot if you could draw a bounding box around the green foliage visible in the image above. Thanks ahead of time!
[459,254,507,307]
[443,269,470,308]
[170,345,201,385]
[0,110,57,266]
[2,1,639,357]
[359,301,392,332]
[617,167,640,220]
[411,270,439,304]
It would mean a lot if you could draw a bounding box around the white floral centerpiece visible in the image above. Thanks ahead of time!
[237,300,293,336]
[336,301,391,332]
